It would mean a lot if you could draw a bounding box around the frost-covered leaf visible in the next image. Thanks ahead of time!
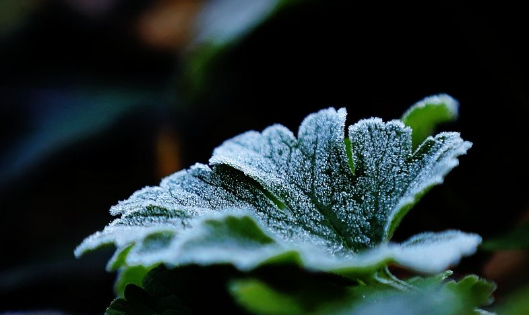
[388,231,482,274]
[401,94,459,148]
[211,107,471,249]
[76,101,474,279]
[79,213,481,277]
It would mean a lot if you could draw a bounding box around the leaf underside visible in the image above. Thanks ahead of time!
[76,103,475,277]
[401,94,459,148]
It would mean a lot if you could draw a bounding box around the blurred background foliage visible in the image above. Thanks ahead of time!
[1,0,529,313]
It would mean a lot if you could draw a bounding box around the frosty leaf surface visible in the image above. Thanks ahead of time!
[212,108,471,248]
[78,213,480,278]
[76,102,474,278]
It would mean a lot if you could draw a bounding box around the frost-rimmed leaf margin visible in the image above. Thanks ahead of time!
[76,101,475,279]
[401,94,459,148]
[78,212,481,278]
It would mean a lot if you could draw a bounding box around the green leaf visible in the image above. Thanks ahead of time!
[183,0,311,98]
[230,266,380,315]
[231,273,495,315]
[114,265,153,298]
[106,284,192,315]
[76,100,475,278]
[230,279,306,315]
[401,94,459,148]
[406,270,453,286]
[481,221,529,251]
[496,285,529,315]
[112,263,367,315]
[193,0,302,47]
[444,275,496,309]
[348,276,495,315]
[0,87,162,187]
[107,265,248,315]
[349,285,491,315]
[230,277,362,315]
[115,265,494,315]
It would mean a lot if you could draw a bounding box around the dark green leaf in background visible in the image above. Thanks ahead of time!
[481,221,529,251]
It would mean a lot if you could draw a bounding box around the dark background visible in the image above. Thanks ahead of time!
[1,1,528,313]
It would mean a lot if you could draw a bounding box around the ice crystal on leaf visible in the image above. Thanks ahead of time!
[76,95,477,278]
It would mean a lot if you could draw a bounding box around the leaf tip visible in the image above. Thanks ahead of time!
[394,231,482,274]
[403,94,459,120]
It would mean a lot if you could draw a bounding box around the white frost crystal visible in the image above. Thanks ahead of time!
[76,99,478,277]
